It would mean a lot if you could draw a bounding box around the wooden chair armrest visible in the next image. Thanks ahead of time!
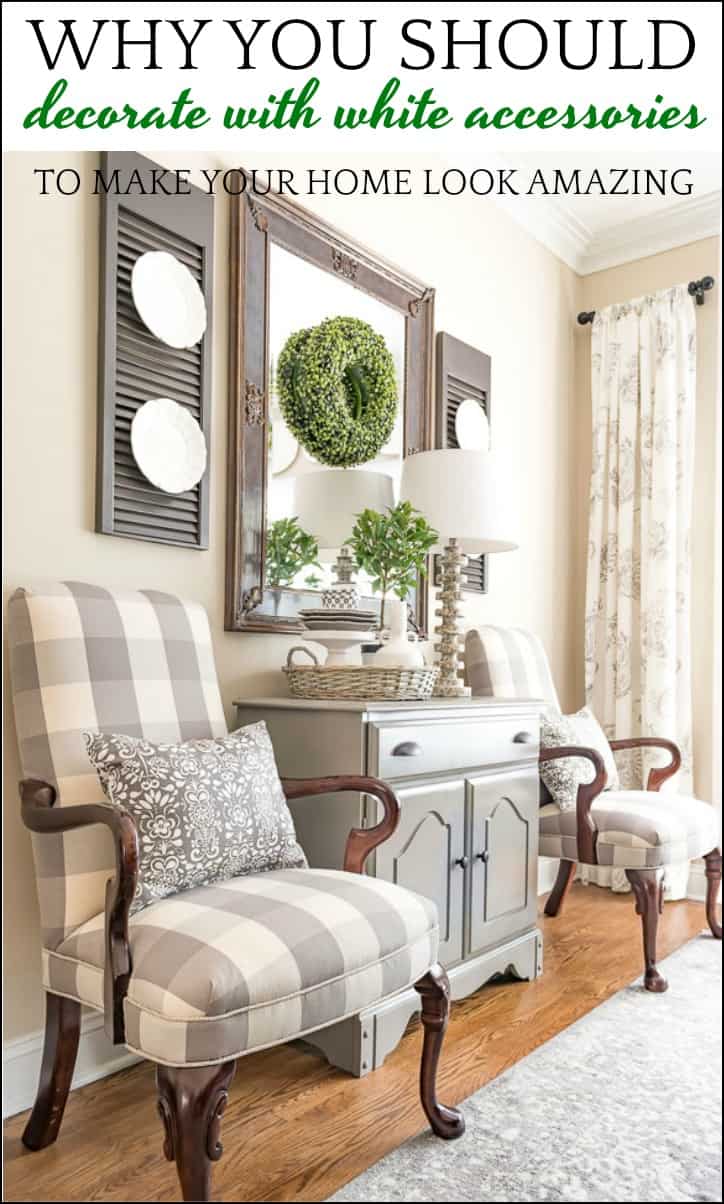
[539,746,607,865]
[20,778,139,1045]
[608,737,681,792]
[281,774,400,874]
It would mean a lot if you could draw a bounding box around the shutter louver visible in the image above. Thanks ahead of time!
[435,333,492,594]
[97,153,213,548]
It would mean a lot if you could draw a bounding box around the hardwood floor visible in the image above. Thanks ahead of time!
[4,885,709,1203]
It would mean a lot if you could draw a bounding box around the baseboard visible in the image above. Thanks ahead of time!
[3,1009,140,1120]
[686,860,721,903]
[687,862,707,902]
[538,857,718,905]
[537,857,560,897]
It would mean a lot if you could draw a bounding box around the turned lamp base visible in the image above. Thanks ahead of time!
[432,538,468,698]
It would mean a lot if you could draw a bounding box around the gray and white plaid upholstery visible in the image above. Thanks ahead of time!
[464,626,560,706]
[9,580,442,1068]
[8,582,226,948]
[539,791,718,868]
[42,868,438,1066]
[464,624,718,868]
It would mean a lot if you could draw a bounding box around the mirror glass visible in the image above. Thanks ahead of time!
[266,242,406,604]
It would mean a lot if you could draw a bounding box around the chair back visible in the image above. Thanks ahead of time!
[464,625,560,709]
[7,581,226,948]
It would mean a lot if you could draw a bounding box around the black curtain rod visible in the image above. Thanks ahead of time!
[577,275,715,325]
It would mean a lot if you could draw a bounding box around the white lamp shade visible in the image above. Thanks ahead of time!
[292,469,395,558]
[399,449,517,554]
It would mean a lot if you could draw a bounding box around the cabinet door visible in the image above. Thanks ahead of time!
[372,780,466,967]
[468,769,539,955]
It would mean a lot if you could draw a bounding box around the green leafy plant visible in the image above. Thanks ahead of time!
[347,501,438,629]
[266,517,321,589]
[277,316,398,467]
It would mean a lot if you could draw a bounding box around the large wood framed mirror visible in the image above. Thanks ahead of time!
[225,178,435,634]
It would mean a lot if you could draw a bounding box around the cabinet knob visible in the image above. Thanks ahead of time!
[476,850,490,863]
[391,740,423,757]
[454,856,469,870]
[513,731,535,744]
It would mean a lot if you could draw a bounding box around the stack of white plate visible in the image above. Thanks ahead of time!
[299,608,377,667]
[299,608,376,633]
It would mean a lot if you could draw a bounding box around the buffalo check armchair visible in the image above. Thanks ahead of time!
[464,626,722,992]
[8,582,463,1203]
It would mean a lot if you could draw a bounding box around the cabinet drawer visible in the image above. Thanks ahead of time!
[369,716,539,781]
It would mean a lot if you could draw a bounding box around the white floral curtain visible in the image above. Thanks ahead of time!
[583,284,696,897]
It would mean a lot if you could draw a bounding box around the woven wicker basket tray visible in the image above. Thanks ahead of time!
[283,647,438,702]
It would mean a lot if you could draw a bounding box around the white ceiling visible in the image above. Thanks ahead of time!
[491,152,721,275]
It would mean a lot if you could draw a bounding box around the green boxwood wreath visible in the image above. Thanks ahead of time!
[277,316,398,467]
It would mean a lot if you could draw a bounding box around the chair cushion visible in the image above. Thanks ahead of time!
[43,868,438,1066]
[539,790,719,868]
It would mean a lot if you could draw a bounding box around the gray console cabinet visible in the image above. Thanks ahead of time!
[234,697,542,1076]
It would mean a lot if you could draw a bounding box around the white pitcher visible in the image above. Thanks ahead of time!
[372,597,425,669]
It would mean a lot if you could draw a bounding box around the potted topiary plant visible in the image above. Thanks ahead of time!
[347,501,438,667]
[265,517,321,589]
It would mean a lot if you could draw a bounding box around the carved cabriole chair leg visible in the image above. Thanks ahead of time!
[625,868,668,993]
[544,859,577,917]
[22,992,81,1151]
[704,848,723,939]
[414,964,465,1140]
[156,1060,236,1203]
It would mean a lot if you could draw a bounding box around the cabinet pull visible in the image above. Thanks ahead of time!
[391,740,423,757]
[454,856,469,870]
[513,731,535,744]
[476,850,490,863]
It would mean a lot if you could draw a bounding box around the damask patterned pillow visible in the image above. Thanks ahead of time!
[83,721,307,914]
[539,706,620,811]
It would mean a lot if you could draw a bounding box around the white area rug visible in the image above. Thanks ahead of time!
[331,934,722,1202]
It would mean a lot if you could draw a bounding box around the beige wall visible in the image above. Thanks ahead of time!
[575,237,721,804]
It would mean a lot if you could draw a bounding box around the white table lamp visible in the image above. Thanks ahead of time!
[400,449,517,697]
[293,469,395,607]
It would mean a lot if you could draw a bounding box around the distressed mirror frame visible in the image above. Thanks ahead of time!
[225,176,435,634]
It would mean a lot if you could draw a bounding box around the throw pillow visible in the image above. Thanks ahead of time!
[84,721,307,914]
[539,706,620,811]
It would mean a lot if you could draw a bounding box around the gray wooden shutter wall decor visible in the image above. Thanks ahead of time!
[434,331,491,594]
[96,151,213,548]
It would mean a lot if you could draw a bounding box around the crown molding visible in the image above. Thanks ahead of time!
[579,191,721,274]
[497,188,721,276]
[484,153,720,275]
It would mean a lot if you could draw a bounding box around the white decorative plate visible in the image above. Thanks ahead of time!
[131,251,207,349]
[131,398,207,494]
[455,399,490,450]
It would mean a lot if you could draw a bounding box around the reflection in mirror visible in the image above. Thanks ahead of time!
[266,243,406,608]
